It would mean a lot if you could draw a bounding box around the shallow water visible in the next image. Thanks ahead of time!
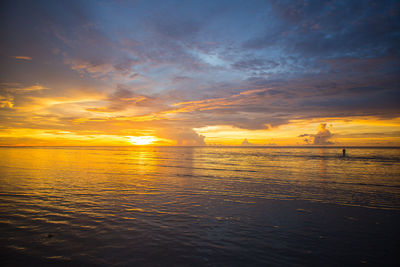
[1,146,399,266]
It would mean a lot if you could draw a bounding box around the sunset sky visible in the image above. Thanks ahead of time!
[0,0,399,146]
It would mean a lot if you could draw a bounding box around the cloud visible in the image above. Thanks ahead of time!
[15,85,48,93]
[0,94,14,108]
[66,58,138,79]
[299,123,334,145]
[0,83,49,109]
[0,83,48,93]
[241,138,257,146]
[86,86,157,113]
[231,58,279,72]
[243,0,399,59]
[313,123,333,145]
[12,56,32,60]
[161,128,206,146]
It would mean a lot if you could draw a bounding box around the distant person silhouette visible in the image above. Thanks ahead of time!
[342,149,346,157]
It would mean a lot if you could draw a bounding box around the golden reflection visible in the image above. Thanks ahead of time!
[132,147,160,175]
[318,148,327,178]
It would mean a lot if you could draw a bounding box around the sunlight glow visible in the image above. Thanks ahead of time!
[127,136,157,145]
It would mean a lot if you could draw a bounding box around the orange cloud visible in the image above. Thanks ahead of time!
[15,85,48,92]
[12,56,32,60]
[170,88,269,114]
[298,123,334,145]
[0,94,14,108]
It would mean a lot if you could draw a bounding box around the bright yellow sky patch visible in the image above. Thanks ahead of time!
[127,136,157,145]
[194,117,400,146]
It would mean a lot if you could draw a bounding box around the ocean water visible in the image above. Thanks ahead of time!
[1,146,399,266]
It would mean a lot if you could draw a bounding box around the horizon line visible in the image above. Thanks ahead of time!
[1,145,399,148]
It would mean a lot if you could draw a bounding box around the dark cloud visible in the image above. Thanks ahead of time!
[231,58,279,72]
[244,0,400,57]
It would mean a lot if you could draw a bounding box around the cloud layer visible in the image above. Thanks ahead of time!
[0,0,399,145]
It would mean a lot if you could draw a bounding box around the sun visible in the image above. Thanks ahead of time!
[128,136,156,145]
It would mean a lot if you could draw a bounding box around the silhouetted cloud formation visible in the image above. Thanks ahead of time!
[241,138,252,146]
[299,123,334,145]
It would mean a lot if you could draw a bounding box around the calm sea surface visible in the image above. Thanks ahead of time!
[1,146,399,266]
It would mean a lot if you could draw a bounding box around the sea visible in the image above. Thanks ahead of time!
[1,146,399,266]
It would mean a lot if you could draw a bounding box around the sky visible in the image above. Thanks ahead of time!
[0,0,399,146]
